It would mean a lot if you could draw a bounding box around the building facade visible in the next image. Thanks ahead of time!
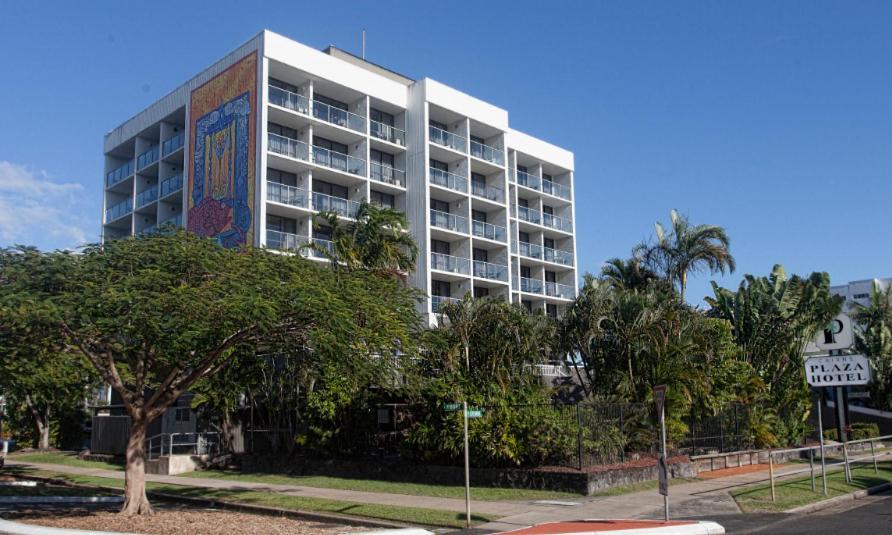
[102,30,577,323]
[831,277,892,310]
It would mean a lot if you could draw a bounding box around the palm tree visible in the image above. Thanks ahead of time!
[600,257,660,292]
[638,209,736,300]
[850,282,892,408]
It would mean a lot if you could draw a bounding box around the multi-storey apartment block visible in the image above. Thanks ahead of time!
[102,30,577,323]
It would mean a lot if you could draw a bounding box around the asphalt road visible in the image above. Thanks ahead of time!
[702,490,892,534]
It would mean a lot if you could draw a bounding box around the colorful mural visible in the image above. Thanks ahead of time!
[187,52,257,248]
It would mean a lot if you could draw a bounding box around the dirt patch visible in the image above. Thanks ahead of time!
[698,463,772,479]
[15,506,364,534]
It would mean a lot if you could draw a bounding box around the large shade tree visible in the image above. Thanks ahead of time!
[850,282,892,409]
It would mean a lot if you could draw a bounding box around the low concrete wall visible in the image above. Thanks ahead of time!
[146,454,207,475]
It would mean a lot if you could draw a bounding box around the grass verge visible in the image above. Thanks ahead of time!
[11,452,123,471]
[2,466,497,528]
[731,460,892,513]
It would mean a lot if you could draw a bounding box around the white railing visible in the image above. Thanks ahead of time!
[471,181,505,203]
[267,182,309,208]
[543,212,573,232]
[473,260,509,282]
[527,363,572,378]
[312,99,365,132]
[370,120,406,146]
[430,252,470,275]
[546,282,575,299]
[269,86,310,114]
[146,431,220,461]
[429,125,467,152]
[266,230,309,252]
[268,133,310,161]
[429,167,468,193]
[472,220,507,242]
[432,295,460,312]
[515,170,541,190]
[312,192,360,218]
[544,247,574,266]
[515,240,544,259]
[470,140,504,165]
[542,180,571,200]
[520,277,544,294]
[515,205,541,225]
[370,162,406,187]
[312,145,366,176]
[430,209,468,234]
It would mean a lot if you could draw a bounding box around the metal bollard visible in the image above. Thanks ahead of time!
[768,449,776,503]
[809,448,816,493]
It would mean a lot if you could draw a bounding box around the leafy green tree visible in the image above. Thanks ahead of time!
[0,247,96,449]
[600,257,662,293]
[636,209,736,300]
[850,283,892,409]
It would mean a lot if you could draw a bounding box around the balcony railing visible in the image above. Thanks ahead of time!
[473,260,509,282]
[516,240,544,260]
[472,220,507,242]
[542,212,573,232]
[137,145,159,170]
[269,86,310,115]
[471,181,504,203]
[520,277,544,294]
[432,295,460,313]
[429,125,466,152]
[470,140,504,165]
[370,120,406,146]
[105,198,133,222]
[267,182,309,208]
[546,282,575,300]
[515,170,541,190]
[106,160,134,187]
[311,238,336,259]
[542,180,571,200]
[159,214,182,228]
[515,205,541,225]
[267,230,308,253]
[161,132,185,157]
[430,209,468,234]
[544,247,574,266]
[159,173,183,198]
[312,99,365,132]
[312,145,366,176]
[370,162,406,188]
[430,252,470,275]
[312,192,360,218]
[429,167,467,193]
[268,133,310,161]
[136,186,158,208]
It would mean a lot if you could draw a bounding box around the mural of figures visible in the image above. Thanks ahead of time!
[187,52,257,248]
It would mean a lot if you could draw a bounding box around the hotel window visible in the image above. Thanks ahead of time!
[370,190,395,209]
[474,287,489,298]
[269,122,298,139]
[266,215,297,234]
[546,304,558,318]
[269,78,299,93]
[312,180,348,199]
[268,168,297,186]
[431,199,450,214]
[370,108,394,126]
[430,119,448,131]
[432,280,451,297]
[314,93,347,110]
[431,239,450,255]
[370,149,395,167]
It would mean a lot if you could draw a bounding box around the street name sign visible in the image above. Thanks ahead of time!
[805,354,871,387]
[466,409,484,418]
[444,403,462,411]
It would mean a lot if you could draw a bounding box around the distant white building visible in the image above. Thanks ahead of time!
[831,277,892,310]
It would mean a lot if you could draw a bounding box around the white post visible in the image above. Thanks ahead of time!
[660,402,668,521]
[463,400,471,529]
[816,392,828,495]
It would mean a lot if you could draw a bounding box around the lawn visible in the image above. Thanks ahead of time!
[181,469,582,502]
[11,452,123,471]
[2,466,497,529]
[731,460,892,513]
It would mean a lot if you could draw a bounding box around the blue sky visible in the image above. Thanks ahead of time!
[1,1,889,304]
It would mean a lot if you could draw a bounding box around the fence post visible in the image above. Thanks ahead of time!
[842,442,851,483]
[809,448,815,493]
[719,412,725,453]
[768,449,776,503]
[576,403,583,471]
[871,439,878,475]
[619,404,625,464]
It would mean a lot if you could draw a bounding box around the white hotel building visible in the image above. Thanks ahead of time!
[102,30,578,323]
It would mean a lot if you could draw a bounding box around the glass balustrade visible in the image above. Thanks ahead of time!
[370,120,406,146]
[311,238,336,259]
[515,170,541,191]
[269,86,310,114]
[430,252,470,275]
[266,230,308,252]
[105,198,133,222]
[516,240,544,259]
[431,295,460,312]
[429,125,466,152]
[541,180,571,200]
[312,100,365,132]
[542,212,573,232]
[268,133,309,161]
[267,182,309,208]
[159,173,183,198]
[370,162,406,187]
[161,132,185,157]
[159,214,183,228]
[520,277,544,294]
[473,260,509,282]
[106,160,134,187]
[312,145,366,176]
[543,247,574,266]
[137,145,159,169]
[469,140,504,165]
[312,192,360,218]
[546,282,575,299]
[136,186,158,208]
[429,167,468,193]
[429,209,468,234]
[471,181,504,202]
[471,220,507,242]
[516,205,541,225]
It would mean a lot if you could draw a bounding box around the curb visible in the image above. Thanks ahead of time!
[497,520,725,535]
[784,481,892,514]
[9,473,414,531]
[0,518,139,535]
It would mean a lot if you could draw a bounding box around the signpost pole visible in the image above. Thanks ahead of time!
[809,448,815,493]
[834,385,847,444]
[463,400,471,529]
[654,385,669,522]
[768,450,776,503]
[816,391,828,496]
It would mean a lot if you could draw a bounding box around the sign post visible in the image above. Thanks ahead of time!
[654,385,669,521]
[445,401,484,528]
[815,390,827,496]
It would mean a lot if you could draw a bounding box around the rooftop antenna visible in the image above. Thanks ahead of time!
[362,28,366,59]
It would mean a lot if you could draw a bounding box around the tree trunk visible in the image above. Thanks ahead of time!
[121,415,153,515]
[221,411,238,454]
[25,396,50,450]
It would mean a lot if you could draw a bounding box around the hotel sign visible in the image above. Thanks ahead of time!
[805,354,871,387]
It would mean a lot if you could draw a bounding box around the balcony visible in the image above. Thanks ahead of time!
[312,191,360,218]
[159,214,182,228]
[542,212,573,233]
[267,182,309,209]
[312,99,365,132]
[471,181,504,203]
[136,186,158,208]
[370,120,406,146]
[430,209,468,234]
[430,252,470,275]
[106,160,134,188]
[516,241,544,260]
[159,173,183,198]
[471,220,507,242]
[432,295,460,313]
[312,145,366,176]
[311,238,335,259]
[430,167,467,193]
[268,133,310,161]
[520,277,544,294]
[429,125,466,152]
[161,132,185,157]
[137,144,159,170]
[370,162,406,188]
[515,205,541,225]
[269,86,310,115]
[267,230,308,253]
[543,247,574,266]
[105,198,133,223]
[515,170,541,191]
[473,260,509,282]
[470,140,504,165]
[546,282,575,300]
[542,180,571,200]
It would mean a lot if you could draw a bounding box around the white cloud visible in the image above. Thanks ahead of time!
[0,161,93,250]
